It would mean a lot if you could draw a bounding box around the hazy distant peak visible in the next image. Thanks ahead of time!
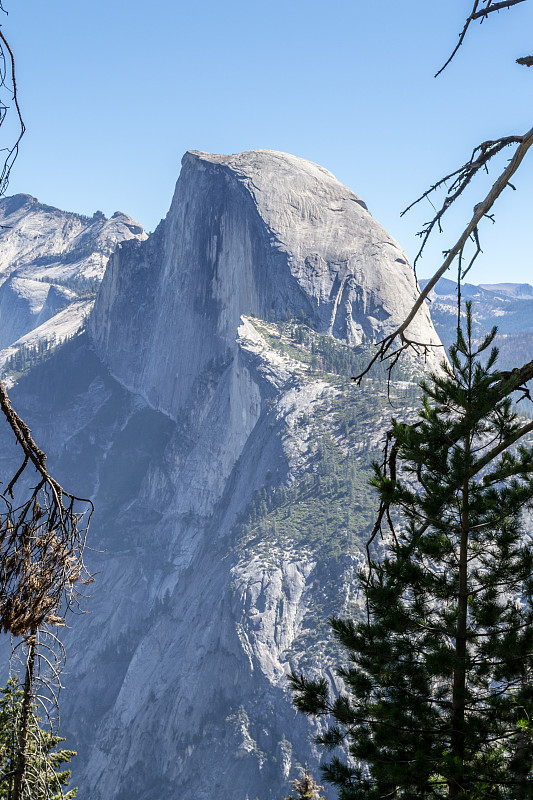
[0,194,147,367]
[421,277,533,302]
[479,282,533,299]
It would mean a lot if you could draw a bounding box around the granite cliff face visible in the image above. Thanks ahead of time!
[0,152,442,800]
[91,150,440,420]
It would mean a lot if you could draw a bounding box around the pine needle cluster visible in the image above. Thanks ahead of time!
[0,678,76,799]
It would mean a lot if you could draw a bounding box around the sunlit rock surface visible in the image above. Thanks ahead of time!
[0,152,442,800]
[91,150,440,420]
[0,195,146,370]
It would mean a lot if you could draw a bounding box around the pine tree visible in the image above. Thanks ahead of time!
[0,678,77,799]
[290,304,533,799]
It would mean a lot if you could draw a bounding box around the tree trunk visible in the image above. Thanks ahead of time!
[12,630,36,800]
[449,460,470,799]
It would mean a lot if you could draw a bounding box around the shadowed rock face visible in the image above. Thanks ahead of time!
[91,149,440,420]
[0,152,442,800]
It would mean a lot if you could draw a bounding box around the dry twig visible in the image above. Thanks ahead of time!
[353,125,533,384]
[0,9,25,195]
[436,0,528,77]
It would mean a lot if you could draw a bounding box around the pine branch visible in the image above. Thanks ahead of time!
[472,420,533,477]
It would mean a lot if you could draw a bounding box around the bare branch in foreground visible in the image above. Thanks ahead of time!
[0,379,93,637]
[0,12,89,800]
[353,124,533,383]
[0,27,25,195]
[435,0,528,77]
[403,135,521,272]
[473,0,528,18]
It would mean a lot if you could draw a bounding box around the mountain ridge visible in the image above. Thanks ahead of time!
[90,149,440,422]
[0,195,146,381]
[420,276,533,368]
[0,150,439,800]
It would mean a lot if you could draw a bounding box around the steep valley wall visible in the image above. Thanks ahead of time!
[0,150,441,800]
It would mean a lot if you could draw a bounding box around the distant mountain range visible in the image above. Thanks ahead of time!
[0,194,145,382]
[420,277,533,369]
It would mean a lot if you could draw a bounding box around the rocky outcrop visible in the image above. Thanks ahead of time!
[91,150,440,421]
[0,276,50,348]
[0,195,146,370]
[0,151,443,800]
[0,195,145,283]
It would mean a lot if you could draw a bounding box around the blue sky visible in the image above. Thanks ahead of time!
[6,0,533,283]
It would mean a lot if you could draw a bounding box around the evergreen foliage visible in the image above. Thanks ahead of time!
[4,339,56,377]
[258,318,405,383]
[234,318,420,563]
[3,334,79,380]
[0,679,77,799]
[36,275,101,299]
[290,304,533,799]
[233,432,376,562]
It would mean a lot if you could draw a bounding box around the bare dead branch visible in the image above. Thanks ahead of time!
[0,13,89,800]
[460,226,482,281]
[0,28,25,195]
[0,374,93,637]
[473,0,527,18]
[353,125,533,382]
[436,0,527,76]
[0,381,47,474]
[7,626,70,800]
[402,135,521,271]
[436,0,482,77]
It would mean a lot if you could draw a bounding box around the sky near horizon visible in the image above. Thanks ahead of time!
[5,0,533,284]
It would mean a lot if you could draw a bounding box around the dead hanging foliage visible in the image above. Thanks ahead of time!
[0,8,93,799]
[0,0,92,650]
[286,771,325,800]
[0,380,93,638]
[0,0,93,655]
[0,4,93,638]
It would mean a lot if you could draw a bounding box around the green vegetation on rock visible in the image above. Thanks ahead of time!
[0,678,77,800]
